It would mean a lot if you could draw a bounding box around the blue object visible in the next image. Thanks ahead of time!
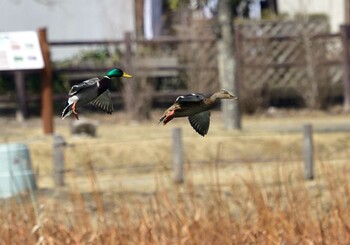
[0,143,37,198]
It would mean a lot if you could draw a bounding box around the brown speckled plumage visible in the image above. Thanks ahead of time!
[159,90,237,136]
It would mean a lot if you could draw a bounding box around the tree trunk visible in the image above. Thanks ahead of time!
[122,32,153,122]
[218,0,241,130]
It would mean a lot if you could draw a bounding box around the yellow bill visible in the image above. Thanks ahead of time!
[122,72,133,78]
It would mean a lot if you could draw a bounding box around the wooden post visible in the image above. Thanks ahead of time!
[234,25,242,108]
[38,28,54,134]
[124,32,132,67]
[341,25,350,112]
[218,0,241,130]
[53,135,66,187]
[303,124,314,180]
[172,128,184,184]
[14,71,28,121]
[122,32,137,120]
[345,0,350,25]
[135,0,144,38]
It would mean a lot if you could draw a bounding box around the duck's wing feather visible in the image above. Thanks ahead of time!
[175,93,206,104]
[90,90,113,114]
[188,111,210,136]
[68,78,99,96]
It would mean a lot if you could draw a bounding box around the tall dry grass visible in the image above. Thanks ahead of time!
[2,112,350,244]
[2,158,350,245]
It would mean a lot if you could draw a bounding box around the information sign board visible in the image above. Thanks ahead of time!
[0,31,44,71]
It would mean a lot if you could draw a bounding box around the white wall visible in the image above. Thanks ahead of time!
[277,0,344,33]
[0,0,135,60]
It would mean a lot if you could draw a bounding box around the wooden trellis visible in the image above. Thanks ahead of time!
[235,19,343,110]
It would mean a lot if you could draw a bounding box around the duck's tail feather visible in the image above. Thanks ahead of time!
[158,114,166,124]
[61,103,73,120]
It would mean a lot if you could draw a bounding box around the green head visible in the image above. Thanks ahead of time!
[106,68,133,78]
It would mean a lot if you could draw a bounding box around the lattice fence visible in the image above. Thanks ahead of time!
[135,19,219,93]
[175,20,219,92]
[236,19,343,110]
[50,18,346,116]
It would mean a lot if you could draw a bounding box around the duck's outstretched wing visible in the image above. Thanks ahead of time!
[175,93,206,104]
[188,111,210,136]
[90,90,113,114]
[68,78,99,96]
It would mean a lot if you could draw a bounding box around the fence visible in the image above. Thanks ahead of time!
[235,20,348,111]
[50,35,219,97]
[50,125,318,186]
[39,21,350,113]
[2,20,350,118]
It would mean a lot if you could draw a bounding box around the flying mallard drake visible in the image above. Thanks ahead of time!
[61,68,132,120]
[159,90,237,136]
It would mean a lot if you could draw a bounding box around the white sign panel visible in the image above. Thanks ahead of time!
[0,31,44,71]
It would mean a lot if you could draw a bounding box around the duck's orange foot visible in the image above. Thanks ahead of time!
[72,102,79,120]
[163,110,175,125]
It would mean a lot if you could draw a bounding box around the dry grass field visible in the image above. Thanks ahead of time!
[2,109,350,244]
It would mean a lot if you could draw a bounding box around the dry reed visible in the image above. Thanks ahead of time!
[2,112,350,244]
[1,157,350,245]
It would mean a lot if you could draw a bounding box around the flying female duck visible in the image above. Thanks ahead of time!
[61,68,132,120]
[159,90,237,136]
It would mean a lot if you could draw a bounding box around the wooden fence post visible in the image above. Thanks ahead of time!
[38,28,54,134]
[122,32,137,120]
[341,25,350,112]
[345,0,350,25]
[124,32,132,68]
[53,135,66,187]
[303,124,314,180]
[172,128,184,183]
[14,71,28,122]
[218,0,241,130]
